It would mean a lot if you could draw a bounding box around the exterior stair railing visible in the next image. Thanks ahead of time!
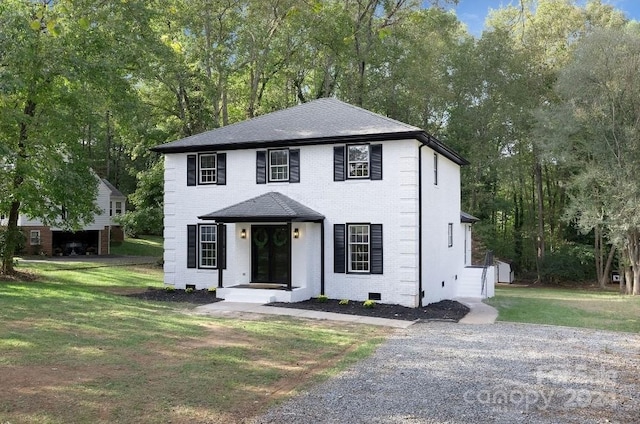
[480,250,494,297]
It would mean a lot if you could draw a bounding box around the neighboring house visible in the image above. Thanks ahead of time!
[152,98,494,307]
[0,178,126,256]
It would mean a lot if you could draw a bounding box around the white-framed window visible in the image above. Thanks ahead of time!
[434,153,438,185]
[448,223,453,247]
[269,149,289,182]
[199,225,217,268]
[111,201,123,216]
[348,145,369,178]
[199,153,217,184]
[348,224,370,272]
[30,230,41,246]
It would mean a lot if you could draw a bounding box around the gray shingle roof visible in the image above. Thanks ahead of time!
[102,179,125,198]
[460,211,480,223]
[151,98,467,165]
[199,192,325,222]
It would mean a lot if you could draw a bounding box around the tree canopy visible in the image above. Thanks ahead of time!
[1,0,639,292]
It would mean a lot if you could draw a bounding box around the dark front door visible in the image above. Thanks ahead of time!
[251,225,290,284]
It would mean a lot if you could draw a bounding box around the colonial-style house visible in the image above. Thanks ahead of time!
[152,98,493,307]
[1,178,126,256]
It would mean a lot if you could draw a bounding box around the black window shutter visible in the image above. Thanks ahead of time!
[289,149,300,183]
[256,151,266,184]
[187,155,197,186]
[217,153,226,185]
[370,144,383,180]
[333,224,346,273]
[187,225,197,268]
[217,223,226,269]
[370,224,383,274]
[334,146,345,181]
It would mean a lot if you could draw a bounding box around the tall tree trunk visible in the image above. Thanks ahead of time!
[2,99,36,274]
[534,157,545,281]
[600,244,615,289]
[626,230,640,295]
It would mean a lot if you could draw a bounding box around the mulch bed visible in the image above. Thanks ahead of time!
[268,299,470,322]
[125,288,222,305]
[124,288,469,322]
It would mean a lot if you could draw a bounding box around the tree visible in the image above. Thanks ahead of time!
[0,0,157,273]
[549,27,640,294]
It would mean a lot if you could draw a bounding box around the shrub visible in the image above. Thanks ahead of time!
[207,287,217,293]
[339,299,349,305]
[185,287,194,294]
[315,295,328,303]
[164,286,175,292]
[540,243,595,284]
[363,300,376,308]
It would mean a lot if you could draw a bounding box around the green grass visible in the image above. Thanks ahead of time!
[486,286,640,332]
[0,262,387,423]
[110,234,163,257]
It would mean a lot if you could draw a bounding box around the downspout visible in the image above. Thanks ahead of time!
[418,140,430,307]
[320,220,325,295]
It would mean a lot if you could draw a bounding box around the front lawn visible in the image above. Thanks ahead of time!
[110,234,163,257]
[486,285,640,333]
[0,262,387,423]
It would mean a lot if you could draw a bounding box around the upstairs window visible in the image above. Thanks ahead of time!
[334,144,382,181]
[434,153,438,185]
[187,153,226,186]
[115,201,123,215]
[269,149,289,182]
[199,153,217,184]
[348,145,369,178]
[256,149,299,184]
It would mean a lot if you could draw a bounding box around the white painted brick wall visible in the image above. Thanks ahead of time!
[163,138,466,307]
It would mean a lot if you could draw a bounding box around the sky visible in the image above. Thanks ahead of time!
[446,0,640,36]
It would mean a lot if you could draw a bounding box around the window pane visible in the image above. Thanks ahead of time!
[199,225,217,268]
[269,150,289,181]
[348,225,370,272]
[200,154,217,183]
[348,145,369,178]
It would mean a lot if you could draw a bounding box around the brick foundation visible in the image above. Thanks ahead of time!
[110,225,124,243]
[100,226,110,255]
[21,226,53,256]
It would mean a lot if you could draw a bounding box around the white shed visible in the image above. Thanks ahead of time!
[496,259,514,284]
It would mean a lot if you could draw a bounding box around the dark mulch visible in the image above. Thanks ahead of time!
[124,288,469,322]
[268,299,470,322]
[125,288,222,305]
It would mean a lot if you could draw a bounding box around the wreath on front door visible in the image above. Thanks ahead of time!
[272,228,288,247]
[253,228,269,249]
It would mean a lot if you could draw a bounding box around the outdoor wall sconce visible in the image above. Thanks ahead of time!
[293,228,300,239]
[240,228,247,239]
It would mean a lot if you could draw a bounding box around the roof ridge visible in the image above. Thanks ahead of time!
[269,192,296,215]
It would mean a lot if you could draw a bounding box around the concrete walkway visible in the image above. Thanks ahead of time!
[194,298,498,328]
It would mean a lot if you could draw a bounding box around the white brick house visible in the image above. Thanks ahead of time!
[152,98,491,307]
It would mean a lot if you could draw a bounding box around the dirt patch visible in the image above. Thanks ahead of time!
[268,299,470,322]
[0,270,38,282]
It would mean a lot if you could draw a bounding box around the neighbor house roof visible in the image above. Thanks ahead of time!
[460,211,480,223]
[199,192,325,223]
[151,98,468,165]
[102,179,125,198]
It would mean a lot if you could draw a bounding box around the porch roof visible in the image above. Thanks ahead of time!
[198,192,325,223]
[460,211,480,223]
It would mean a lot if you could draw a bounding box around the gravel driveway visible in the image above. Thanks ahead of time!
[255,322,639,423]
